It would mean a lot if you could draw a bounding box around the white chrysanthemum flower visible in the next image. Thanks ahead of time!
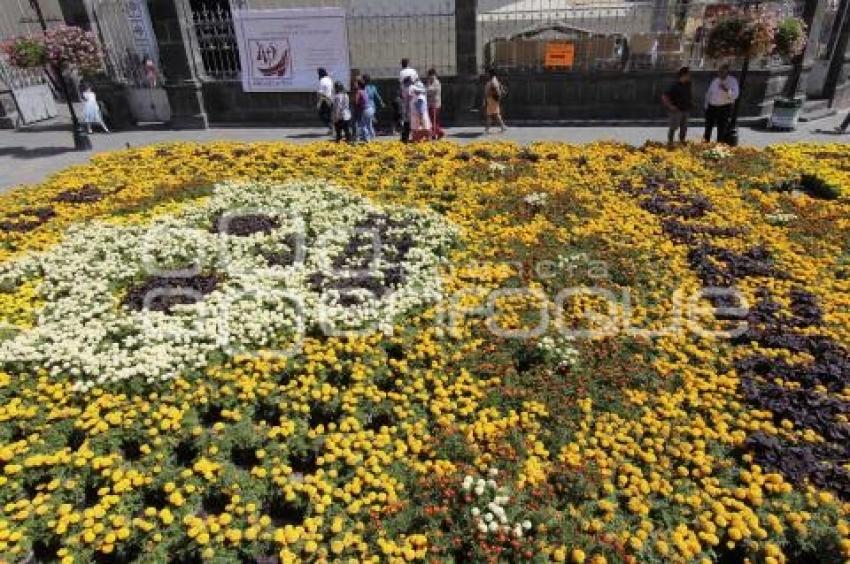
[0,180,457,391]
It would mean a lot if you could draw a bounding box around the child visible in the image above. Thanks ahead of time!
[332,81,352,143]
[409,79,432,143]
[81,84,109,133]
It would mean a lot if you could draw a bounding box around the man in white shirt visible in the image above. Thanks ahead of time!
[316,67,334,135]
[703,64,739,143]
[399,58,418,86]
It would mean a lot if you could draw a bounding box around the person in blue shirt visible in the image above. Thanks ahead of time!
[360,74,383,140]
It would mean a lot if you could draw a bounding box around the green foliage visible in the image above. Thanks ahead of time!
[705,8,776,59]
[0,36,46,69]
[775,17,808,60]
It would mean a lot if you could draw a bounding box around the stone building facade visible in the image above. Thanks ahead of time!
[2,0,850,128]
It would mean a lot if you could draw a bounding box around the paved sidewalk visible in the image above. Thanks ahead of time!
[2,110,848,193]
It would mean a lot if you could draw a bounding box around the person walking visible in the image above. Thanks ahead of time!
[704,64,739,143]
[410,79,432,142]
[399,76,414,143]
[484,68,507,134]
[662,66,692,146]
[363,74,384,136]
[332,81,352,143]
[426,68,444,140]
[354,79,376,142]
[81,84,109,133]
[317,68,334,135]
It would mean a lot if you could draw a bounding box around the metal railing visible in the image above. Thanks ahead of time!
[187,0,456,80]
[191,2,242,80]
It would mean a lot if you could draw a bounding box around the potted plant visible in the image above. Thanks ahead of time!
[770,16,808,130]
[705,8,806,144]
[1,25,102,150]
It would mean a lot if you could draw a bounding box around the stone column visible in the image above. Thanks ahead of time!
[149,0,208,129]
[824,0,850,104]
[451,0,480,126]
[455,0,477,76]
[786,0,826,98]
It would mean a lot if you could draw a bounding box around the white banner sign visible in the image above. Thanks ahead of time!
[233,8,350,92]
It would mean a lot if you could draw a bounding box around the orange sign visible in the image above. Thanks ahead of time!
[544,42,575,69]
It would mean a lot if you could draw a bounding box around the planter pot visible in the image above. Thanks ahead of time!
[769,96,804,130]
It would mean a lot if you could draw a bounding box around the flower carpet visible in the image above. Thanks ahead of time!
[0,141,848,563]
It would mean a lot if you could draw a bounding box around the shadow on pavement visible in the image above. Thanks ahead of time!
[14,121,77,134]
[0,146,77,159]
[287,132,329,139]
[812,128,847,136]
[450,131,485,139]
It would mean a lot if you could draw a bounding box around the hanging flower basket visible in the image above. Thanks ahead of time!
[774,17,808,61]
[0,35,47,69]
[0,25,102,74]
[705,9,777,60]
[0,25,102,150]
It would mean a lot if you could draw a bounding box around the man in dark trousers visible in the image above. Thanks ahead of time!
[704,64,739,143]
[662,66,693,146]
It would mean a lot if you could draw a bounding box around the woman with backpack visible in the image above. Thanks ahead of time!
[484,67,507,134]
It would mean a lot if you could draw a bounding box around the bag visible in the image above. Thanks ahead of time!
[342,108,352,122]
[369,85,384,110]
[490,84,501,102]
[489,81,505,102]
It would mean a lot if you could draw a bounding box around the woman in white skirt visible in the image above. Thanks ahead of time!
[81,84,109,133]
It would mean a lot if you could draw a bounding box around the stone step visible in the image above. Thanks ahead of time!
[803,98,830,113]
[799,98,837,122]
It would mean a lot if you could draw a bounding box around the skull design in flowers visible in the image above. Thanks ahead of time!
[0,180,456,391]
